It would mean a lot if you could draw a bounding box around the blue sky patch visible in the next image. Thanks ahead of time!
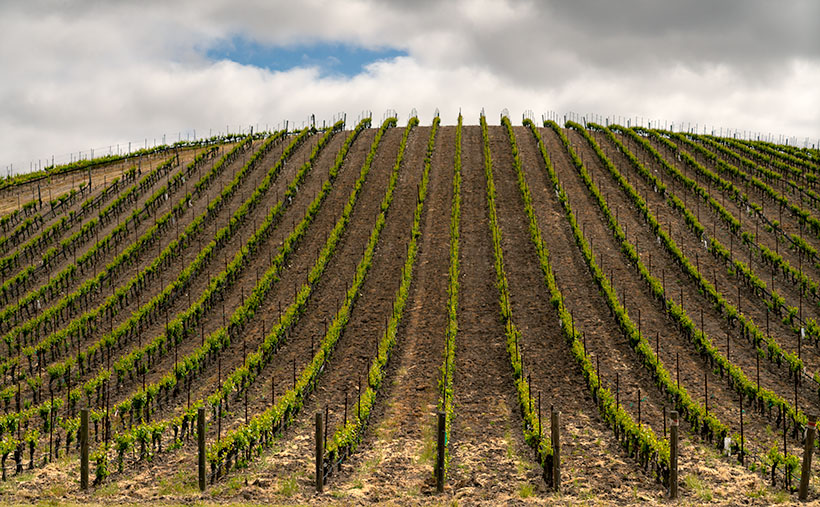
[206,37,407,77]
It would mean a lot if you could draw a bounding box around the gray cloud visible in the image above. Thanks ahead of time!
[1,0,818,171]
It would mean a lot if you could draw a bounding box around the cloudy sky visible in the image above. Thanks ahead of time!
[1,0,818,173]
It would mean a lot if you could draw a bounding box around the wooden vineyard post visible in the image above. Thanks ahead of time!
[705,370,709,417]
[198,407,206,492]
[551,410,561,490]
[670,410,679,499]
[436,411,445,493]
[80,408,89,490]
[49,390,54,462]
[784,406,789,488]
[799,415,817,500]
[315,412,324,493]
[663,406,667,437]
[757,349,760,392]
[739,394,745,465]
[638,389,642,427]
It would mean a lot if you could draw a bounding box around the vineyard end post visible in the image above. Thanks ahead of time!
[551,410,561,490]
[197,407,206,492]
[436,411,445,493]
[315,412,324,493]
[670,410,679,499]
[799,415,817,500]
[80,408,89,490]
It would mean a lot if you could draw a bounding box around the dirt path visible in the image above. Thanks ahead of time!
[330,125,454,501]
[428,124,536,504]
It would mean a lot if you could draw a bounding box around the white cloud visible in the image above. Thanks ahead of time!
[1,0,818,172]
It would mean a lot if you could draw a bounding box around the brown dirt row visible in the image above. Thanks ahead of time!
[328,125,455,502]
[569,128,806,471]
[427,124,537,504]
[611,132,820,417]
[347,125,456,496]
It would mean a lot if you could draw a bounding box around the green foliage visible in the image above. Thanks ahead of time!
[438,113,462,478]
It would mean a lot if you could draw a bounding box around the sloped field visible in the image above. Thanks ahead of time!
[1,115,819,505]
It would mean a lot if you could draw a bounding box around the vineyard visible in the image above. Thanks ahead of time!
[0,113,819,504]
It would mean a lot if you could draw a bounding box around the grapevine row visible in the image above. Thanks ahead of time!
[0,183,86,264]
[0,124,311,477]
[205,117,398,478]
[527,119,677,483]
[437,113,462,479]
[0,137,258,364]
[664,131,820,346]
[568,122,807,478]
[0,145,241,350]
[611,126,809,378]
[82,119,351,479]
